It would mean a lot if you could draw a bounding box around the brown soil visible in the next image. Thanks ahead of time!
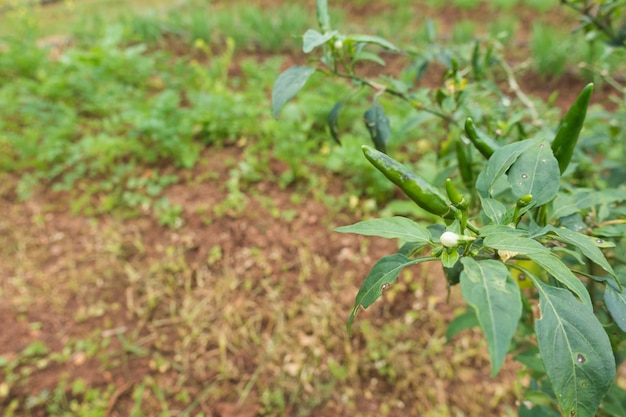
[1,1,621,416]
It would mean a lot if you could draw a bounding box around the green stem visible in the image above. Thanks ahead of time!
[327,71,456,124]
[466,221,480,235]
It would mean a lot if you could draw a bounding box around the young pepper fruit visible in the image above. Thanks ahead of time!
[464,117,501,159]
[362,145,457,219]
[551,83,594,174]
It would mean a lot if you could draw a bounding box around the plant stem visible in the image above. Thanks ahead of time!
[327,70,456,124]
[499,59,540,125]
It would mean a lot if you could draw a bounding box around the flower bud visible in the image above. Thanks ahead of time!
[440,231,460,248]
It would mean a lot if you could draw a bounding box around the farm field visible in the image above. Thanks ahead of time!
[1,0,625,416]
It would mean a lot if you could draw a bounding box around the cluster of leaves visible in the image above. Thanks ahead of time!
[273,1,626,415]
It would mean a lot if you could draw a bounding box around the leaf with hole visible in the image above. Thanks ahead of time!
[508,140,560,207]
[347,254,433,334]
[532,278,615,417]
[476,140,534,197]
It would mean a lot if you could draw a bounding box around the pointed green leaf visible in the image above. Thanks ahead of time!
[479,196,507,224]
[528,251,592,309]
[348,34,398,51]
[508,140,560,207]
[605,285,626,332]
[335,217,431,243]
[302,29,337,53]
[352,50,386,66]
[476,140,534,197]
[347,254,434,334]
[532,278,615,417]
[316,0,331,32]
[398,240,430,256]
[272,66,316,119]
[446,309,479,342]
[514,346,545,373]
[364,103,391,153]
[327,101,343,145]
[549,194,580,222]
[484,233,592,308]
[483,233,549,255]
[460,258,522,376]
[480,225,528,237]
[546,226,616,277]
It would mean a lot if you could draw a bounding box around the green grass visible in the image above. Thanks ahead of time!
[530,23,572,77]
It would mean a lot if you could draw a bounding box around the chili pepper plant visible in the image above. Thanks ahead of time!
[273,1,626,416]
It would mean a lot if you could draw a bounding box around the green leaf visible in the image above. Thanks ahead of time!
[302,29,337,53]
[546,226,616,277]
[446,309,479,342]
[348,34,398,51]
[479,224,528,237]
[602,385,626,417]
[479,196,507,224]
[605,285,626,332]
[327,101,343,145]
[484,234,592,308]
[335,217,431,243]
[514,346,545,374]
[398,240,430,256]
[549,194,580,221]
[316,0,331,32]
[460,258,522,376]
[441,250,459,269]
[532,252,593,309]
[483,233,549,255]
[352,50,386,66]
[508,140,560,207]
[532,278,615,417]
[593,224,626,238]
[550,189,626,222]
[272,66,316,119]
[363,102,391,153]
[347,254,433,334]
[476,140,534,197]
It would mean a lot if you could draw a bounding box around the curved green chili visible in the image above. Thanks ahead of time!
[445,178,467,209]
[362,145,456,219]
[464,118,501,159]
[455,140,474,188]
[551,83,594,174]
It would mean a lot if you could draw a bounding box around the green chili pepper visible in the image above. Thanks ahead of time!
[445,178,467,209]
[464,118,501,158]
[551,83,594,174]
[362,145,456,219]
[516,194,533,208]
[455,141,473,188]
